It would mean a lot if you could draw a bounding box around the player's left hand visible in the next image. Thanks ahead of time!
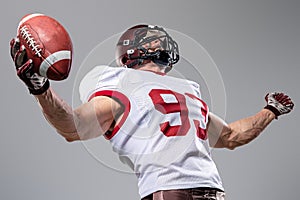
[10,37,49,95]
[264,92,294,119]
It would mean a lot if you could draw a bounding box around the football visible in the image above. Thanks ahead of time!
[17,13,73,80]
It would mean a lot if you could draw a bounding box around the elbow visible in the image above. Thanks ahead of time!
[64,132,81,142]
[65,136,80,142]
[218,134,238,150]
[56,129,81,142]
[223,138,242,150]
[225,142,238,150]
[225,137,253,150]
[215,138,238,150]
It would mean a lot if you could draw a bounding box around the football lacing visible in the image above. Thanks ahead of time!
[20,25,42,57]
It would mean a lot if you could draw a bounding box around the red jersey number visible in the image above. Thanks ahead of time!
[149,89,208,140]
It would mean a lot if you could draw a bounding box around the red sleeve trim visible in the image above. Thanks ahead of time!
[88,90,131,140]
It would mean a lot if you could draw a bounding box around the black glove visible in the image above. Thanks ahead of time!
[10,37,49,95]
[264,92,294,119]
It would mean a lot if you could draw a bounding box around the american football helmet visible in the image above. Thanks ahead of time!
[115,24,179,72]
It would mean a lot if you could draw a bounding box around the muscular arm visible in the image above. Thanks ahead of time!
[208,109,276,150]
[34,88,122,142]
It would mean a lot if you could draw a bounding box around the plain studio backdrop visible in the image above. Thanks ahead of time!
[1,0,299,200]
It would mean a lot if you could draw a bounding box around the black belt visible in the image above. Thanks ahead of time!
[142,187,224,200]
[189,187,224,196]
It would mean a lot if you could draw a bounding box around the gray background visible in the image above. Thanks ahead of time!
[1,0,299,199]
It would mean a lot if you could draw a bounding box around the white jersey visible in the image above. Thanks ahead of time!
[79,66,224,198]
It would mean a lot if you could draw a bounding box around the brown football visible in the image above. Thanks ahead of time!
[17,13,73,80]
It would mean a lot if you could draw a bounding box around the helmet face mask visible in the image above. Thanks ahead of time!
[116,25,179,72]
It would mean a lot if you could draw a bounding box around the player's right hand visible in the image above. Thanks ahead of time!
[264,92,294,119]
[10,37,49,95]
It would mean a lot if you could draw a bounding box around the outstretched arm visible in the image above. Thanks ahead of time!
[11,38,122,142]
[208,109,275,149]
[208,92,294,150]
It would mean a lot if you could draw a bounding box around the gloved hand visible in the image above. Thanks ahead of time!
[264,92,294,119]
[10,37,49,95]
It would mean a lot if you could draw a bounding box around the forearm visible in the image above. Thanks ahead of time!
[34,88,79,141]
[222,109,276,149]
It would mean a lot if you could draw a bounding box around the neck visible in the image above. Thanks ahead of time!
[135,62,166,73]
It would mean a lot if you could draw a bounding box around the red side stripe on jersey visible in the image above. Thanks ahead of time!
[88,90,131,140]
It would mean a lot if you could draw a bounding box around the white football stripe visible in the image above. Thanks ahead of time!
[39,50,71,78]
[17,13,44,31]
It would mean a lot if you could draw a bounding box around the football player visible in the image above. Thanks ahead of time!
[10,25,294,200]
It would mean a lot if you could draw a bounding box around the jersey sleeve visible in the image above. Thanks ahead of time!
[79,65,125,103]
